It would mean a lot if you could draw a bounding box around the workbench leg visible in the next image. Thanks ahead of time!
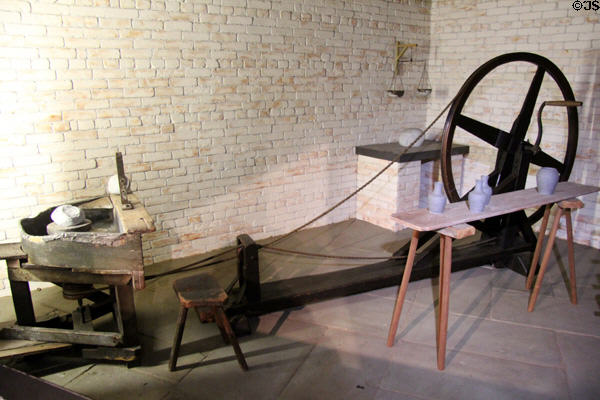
[564,209,577,304]
[115,282,139,346]
[528,208,563,312]
[526,204,552,289]
[7,259,36,326]
[437,235,452,371]
[387,230,419,347]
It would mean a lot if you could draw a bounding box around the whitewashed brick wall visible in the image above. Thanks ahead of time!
[356,156,421,231]
[425,0,600,247]
[0,0,431,295]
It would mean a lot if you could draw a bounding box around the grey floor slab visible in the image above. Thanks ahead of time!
[175,333,315,400]
[490,287,600,335]
[278,329,394,400]
[400,302,563,367]
[286,292,400,339]
[556,332,600,400]
[381,341,569,400]
[61,364,177,400]
[407,266,494,318]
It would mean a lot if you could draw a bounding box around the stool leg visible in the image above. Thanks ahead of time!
[169,306,188,371]
[195,307,230,344]
[387,230,420,347]
[437,235,452,370]
[527,204,552,289]
[528,208,563,312]
[214,306,248,371]
[564,209,577,304]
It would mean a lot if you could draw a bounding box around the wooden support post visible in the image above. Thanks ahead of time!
[7,259,36,326]
[114,282,139,346]
[528,207,563,312]
[386,230,419,347]
[564,208,577,304]
[437,235,452,370]
[526,204,552,289]
[236,234,261,303]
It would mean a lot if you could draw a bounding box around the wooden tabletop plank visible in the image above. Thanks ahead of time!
[392,182,599,232]
[0,243,26,260]
[110,194,156,234]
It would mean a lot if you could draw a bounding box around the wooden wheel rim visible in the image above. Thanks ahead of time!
[441,52,578,225]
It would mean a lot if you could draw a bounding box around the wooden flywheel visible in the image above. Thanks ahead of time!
[440,52,580,263]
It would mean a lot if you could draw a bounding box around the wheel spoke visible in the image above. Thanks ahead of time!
[455,114,511,150]
[508,66,545,141]
[531,150,564,172]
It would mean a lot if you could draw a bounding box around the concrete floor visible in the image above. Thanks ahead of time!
[2,219,600,399]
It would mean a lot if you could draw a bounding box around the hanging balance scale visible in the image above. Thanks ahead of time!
[387,42,417,97]
[416,61,432,95]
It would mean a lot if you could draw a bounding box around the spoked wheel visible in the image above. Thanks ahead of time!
[440,52,579,263]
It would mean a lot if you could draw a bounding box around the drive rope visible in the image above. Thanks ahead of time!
[147,97,455,279]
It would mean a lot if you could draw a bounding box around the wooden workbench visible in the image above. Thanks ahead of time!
[387,181,599,370]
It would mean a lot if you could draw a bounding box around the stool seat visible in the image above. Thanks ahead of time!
[173,274,227,307]
[169,273,248,372]
[558,198,583,210]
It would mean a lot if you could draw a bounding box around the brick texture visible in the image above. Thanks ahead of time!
[0,1,431,295]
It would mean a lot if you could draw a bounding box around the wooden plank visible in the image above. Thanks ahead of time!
[0,325,122,347]
[0,242,26,260]
[437,223,476,239]
[0,340,71,359]
[392,182,599,232]
[110,194,156,234]
[355,140,470,163]
[21,233,144,274]
[7,265,132,285]
[81,346,140,362]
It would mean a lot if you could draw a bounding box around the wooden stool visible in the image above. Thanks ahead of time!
[526,198,583,312]
[169,273,248,371]
[387,223,475,370]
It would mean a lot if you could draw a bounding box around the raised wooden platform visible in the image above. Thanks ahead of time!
[355,140,469,163]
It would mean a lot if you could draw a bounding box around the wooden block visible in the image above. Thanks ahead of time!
[437,223,476,239]
[558,198,584,210]
[110,194,156,234]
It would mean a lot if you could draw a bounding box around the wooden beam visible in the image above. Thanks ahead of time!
[0,326,122,347]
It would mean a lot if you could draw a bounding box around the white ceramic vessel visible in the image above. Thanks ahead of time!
[398,128,425,147]
[428,181,447,214]
[50,205,86,227]
[536,167,559,195]
[468,180,487,213]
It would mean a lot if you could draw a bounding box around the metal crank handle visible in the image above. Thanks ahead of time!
[534,100,582,152]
